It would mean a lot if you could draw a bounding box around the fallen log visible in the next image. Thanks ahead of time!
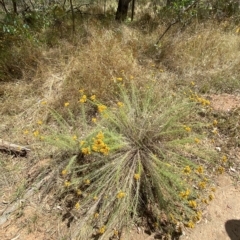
[0,139,30,157]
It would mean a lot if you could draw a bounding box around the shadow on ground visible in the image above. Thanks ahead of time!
[225,219,240,240]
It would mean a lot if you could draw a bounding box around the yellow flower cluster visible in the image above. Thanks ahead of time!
[183,166,191,174]
[92,131,110,155]
[90,95,96,101]
[194,138,200,144]
[192,211,202,222]
[196,166,204,174]
[62,169,67,176]
[98,225,106,234]
[81,147,91,155]
[134,173,140,180]
[76,189,82,195]
[189,92,210,106]
[117,101,124,108]
[198,181,206,189]
[188,200,197,208]
[179,189,191,199]
[64,181,71,187]
[98,104,107,113]
[117,191,126,199]
[217,166,225,174]
[33,130,39,137]
[186,220,195,228]
[184,126,191,132]
[222,155,227,163]
[84,179,91,185]
[75,202,80,210]
[79,95,87,103]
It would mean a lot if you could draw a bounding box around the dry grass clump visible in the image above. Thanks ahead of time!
[36,78,225,239]
[158,21,240,93]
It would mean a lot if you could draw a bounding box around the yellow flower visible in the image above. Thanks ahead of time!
[217,166,225,174]
[90,95,96,101]
[98,225,106,234]
[134,173,140,180]
[64,181,71,187]
[179,189,190,199]
[81,147,91,155]
[33,130,39,137]
[64,102,69,107]
[201,198,208,204]
[94,213,99,218]
[76,189,82,195]
[196,166,204,174]
[23,130,29,135]
[183,166,191,174]
[191,81,195,86]
[98,104,107,113]
[209,194,214,201]
[62,169,67,176]
[116,77,123,81]
[92,118,97,123]
[184,126,191,132]
[79,95,87,103]
[84,179,90,185]
[194,138,200,144]
[75,202,80,210]
[72,135,78,141]
[117,101,124,108]
[222,155,227,163]
[99,145,110,155]
[211,187,216,192]
[93,196,98,201]
[79,89,84,93]
[196,211,202,220]
[193,211,202,222]
[188,200,197,208]
[37,120,43,125]
[186,221,195,228]
[213,119,218,126]
[41,100,47,105]
[117,191,126,199]
[198,181,206,189]
[130,75,134,80]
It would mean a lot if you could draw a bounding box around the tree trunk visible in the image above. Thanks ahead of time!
[11,0,17,14]
[116,0,132,21]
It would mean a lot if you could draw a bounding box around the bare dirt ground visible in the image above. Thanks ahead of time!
[0,94,240,240]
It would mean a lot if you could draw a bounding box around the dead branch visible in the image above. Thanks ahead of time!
[0,139,30,157]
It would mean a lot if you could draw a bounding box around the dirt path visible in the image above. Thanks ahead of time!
[180,174,240,240]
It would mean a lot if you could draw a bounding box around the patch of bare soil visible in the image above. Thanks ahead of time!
[209,94,240,112]
[180,174,240,240]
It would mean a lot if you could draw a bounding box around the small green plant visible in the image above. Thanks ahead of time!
[41,79,221,238]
